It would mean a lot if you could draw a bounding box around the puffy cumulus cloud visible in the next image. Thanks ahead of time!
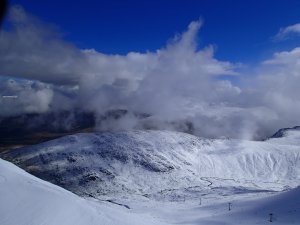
[274,23,300,40]
[1,5,300,139]
[0,77,77,117]
[263,47,300,68]
[79,21,238,117]
[0,6,86,85]
[254,48,300,129]
[0,5,159,87]
[0,78,53,116]
[78,38,300,139]
[75,19,245,137]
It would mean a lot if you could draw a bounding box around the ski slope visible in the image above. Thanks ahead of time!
[207,186,300,224]
[129,186,300,225]
[0,158,166,225]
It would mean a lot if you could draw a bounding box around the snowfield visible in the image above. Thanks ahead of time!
[2,130,300,199]
[1,128,300,224]
[0,158,167,225]
[126,186,300,225]
[0,158,299,225]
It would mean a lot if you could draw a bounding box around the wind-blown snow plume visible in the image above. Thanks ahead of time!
[1,5,300,139]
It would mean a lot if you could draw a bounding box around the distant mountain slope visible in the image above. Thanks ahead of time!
[0,111,95,153]
[267,126,300,145]
[2,130,300,199]
[0,158,166,225]
[270,126,300,138]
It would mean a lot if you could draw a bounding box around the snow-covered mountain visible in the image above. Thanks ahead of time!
[0,158,166,225]
[267,126,300,145]
[1,128,300,225]
[270,126,300,139]
[1,157,299,225]
[140,185,300,225]
[2,129,300,200]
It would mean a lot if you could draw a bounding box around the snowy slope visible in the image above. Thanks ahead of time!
[1,157,299,225]
[0,158,166,225]
[2,130,300,199]
[267,126,300,145]
[212,186,300,224]
[132,186,300,225]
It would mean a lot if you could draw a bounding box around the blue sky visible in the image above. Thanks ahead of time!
[7,0,300,64]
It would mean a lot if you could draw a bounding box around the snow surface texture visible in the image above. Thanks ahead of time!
[0,158,166,225]
[1,128,300,225]
[129,186,300,225]
[267,126,300,145]
[0,157,299,225]
[2,129,300,200]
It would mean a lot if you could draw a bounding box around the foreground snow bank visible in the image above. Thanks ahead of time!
[0,159,165,225]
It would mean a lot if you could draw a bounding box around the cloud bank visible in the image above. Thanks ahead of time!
[1,5,300,140]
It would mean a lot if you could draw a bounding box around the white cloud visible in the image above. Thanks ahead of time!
[0,79,53,116]
[274,23,300,40]
[2,5,300,139]
[0,6,86,85]
[0,78,77,117]
[263,47,300,66]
